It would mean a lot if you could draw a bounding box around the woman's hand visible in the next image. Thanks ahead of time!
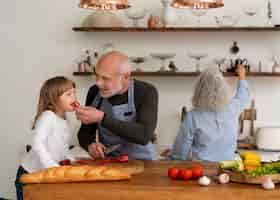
[160,148,171,160]
[236,64,246,80]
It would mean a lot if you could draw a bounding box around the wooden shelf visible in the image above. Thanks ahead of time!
[73,71,280,77]
[72,26,280,32]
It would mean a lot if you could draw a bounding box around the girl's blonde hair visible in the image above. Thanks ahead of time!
[192,67,230,111]
[32,76,75,129]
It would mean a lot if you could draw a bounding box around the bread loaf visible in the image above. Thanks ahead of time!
[73,160,145,176]
[20,165,131,184]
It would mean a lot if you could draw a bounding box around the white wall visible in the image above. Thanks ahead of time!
[1,0,280,198]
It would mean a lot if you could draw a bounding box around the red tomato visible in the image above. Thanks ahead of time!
[179,169,193,180]
[71,101,80,108]
[117,154,129,162]
[168,168,179,179]
[192,165,203,179]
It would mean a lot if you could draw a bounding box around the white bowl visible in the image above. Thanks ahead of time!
[150,53,176,60]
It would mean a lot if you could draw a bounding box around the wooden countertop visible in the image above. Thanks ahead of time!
[24,161,280,200]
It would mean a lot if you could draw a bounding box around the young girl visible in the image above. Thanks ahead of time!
[15,76,78,200]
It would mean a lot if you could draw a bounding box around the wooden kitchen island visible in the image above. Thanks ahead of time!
[23,161,280,200]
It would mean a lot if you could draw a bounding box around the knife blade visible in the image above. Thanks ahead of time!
[104,144,121,155]
[96,130,121,155]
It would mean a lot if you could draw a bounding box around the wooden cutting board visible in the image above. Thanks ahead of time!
[219,168,280,184]
[72,159,144,176]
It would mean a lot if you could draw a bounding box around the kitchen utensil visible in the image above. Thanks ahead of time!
[191,9,207,26]
[188,53,208,72]
[150,53,176,71]
[215,15,239,27]
[81,10,123,27]
[214,57,226,72]
[125,8,147,27]
[129,57,146,71]
[75,154,129,165]
[95,129,100,143]
[256,127,280,151]
[270,0,280,26]
[219,168,280,184]
[105,144,121,155]
[272,56,280,73]
[148,15,161,28]
[161,0,177,27]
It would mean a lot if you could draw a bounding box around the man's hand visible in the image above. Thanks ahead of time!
[236,64,246,80]
[88,143,106,159]
[75,106,104,124]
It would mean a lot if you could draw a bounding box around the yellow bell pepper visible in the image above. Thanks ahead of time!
[240,151,261,161]
[240,151,261,172]
[243,159,261,167]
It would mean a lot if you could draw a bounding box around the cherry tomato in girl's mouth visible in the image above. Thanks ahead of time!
[71,101,80,109]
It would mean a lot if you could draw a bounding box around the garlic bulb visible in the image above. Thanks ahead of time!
[218,173,230,184]
[262,177,275,190]
[198,176,211,186]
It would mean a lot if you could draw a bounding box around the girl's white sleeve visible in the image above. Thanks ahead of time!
[32,112,59,168]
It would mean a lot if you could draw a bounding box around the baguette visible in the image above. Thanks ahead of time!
[20,165,131,184]
[73,160,145,175]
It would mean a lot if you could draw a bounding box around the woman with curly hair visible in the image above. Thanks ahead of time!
[171,65,250,162]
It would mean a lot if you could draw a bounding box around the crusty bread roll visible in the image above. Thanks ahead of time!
[20,165,131,184]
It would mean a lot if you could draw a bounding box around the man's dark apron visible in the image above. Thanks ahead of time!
[91,80,157,160]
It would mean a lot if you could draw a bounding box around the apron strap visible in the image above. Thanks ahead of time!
[128,79,135,110]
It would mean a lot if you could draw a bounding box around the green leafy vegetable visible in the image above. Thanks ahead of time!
[249,161,280,177]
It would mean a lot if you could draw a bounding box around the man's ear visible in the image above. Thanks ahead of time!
[123,72,130,82]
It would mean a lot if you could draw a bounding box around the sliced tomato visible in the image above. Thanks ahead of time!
[59,159,71,166]
[117,154,129,162]
[75,159,96,165]
[75,154,129,165]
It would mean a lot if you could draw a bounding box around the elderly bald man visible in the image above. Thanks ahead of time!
[76,51,158,160]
